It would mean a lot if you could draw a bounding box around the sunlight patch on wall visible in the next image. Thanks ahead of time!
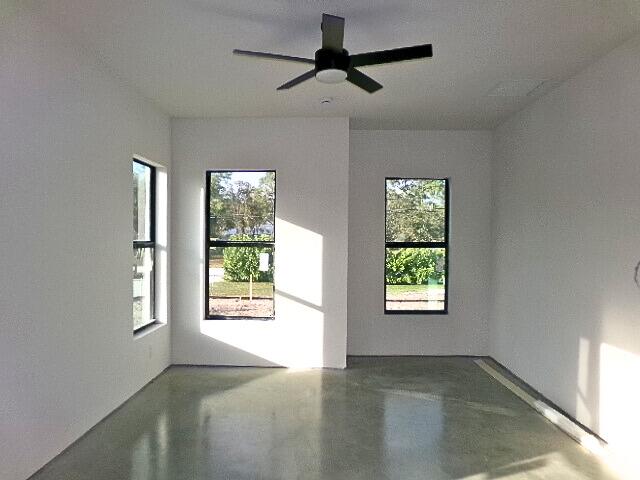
[275,219,323,308]
[200,302,323,368]
[599,342,640,476]
[576,337,592,426]
[200,219,325,368]
[155,168,169,324]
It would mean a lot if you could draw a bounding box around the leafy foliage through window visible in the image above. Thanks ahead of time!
[206,171,276,319]
[385,178,448,313]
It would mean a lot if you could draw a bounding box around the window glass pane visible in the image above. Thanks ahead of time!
[133,247,155,330]
[208,246,274,317]
[385,178,446,242]
[385,247,446,312]
[133,162,152,241]
[209,171,275,241]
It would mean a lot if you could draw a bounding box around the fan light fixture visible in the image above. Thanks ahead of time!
[316,68,347,84]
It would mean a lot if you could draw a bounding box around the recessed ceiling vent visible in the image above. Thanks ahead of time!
[487,79,547,97]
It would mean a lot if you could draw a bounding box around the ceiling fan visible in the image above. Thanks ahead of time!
[233,13,433,93]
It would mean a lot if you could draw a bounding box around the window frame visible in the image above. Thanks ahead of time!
[384,177,450,315]
[204,169,276,321]
[133,158,157,333]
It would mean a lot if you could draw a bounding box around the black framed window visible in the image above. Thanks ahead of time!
[133,159,156,331]
[205,170,276,320]
[385,178,449,314]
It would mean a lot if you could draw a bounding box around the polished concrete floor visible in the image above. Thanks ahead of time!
[30,357,620,480]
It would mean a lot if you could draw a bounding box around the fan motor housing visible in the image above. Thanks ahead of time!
[233,13,432,93]
[315,48,350,73]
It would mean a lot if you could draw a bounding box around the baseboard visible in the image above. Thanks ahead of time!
[475,358,605,445]
[475,357,637,479]
[350,354,607,449]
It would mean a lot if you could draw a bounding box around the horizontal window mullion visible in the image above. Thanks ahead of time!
[208,240,274,248]
[133,241,155,248]
[385,241,447,249]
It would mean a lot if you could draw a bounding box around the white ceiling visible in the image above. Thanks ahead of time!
[34,0,640,129]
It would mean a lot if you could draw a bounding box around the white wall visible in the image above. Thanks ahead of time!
[0,6,171,480]
[171,118,349,369]
[348,131,493,355]
[491,34,640,469]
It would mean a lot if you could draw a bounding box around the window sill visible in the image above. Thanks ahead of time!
[384,310,449,315]
[204,316,275,321]
[133,321,166,340]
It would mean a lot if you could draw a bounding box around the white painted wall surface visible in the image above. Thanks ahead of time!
[171,118,349,369]
[348,131,492,355]
[491,35,640,471]
[0,6,171,480]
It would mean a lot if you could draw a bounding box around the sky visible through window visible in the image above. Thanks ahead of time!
[227,171,265,187]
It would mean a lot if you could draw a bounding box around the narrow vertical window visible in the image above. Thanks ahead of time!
[206,171,276,319]
[385,178,449,313]
[133,159,156,331]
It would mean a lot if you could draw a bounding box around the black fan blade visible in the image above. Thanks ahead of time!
[277,69,317,90]
[350,44,433,67]
[233,49,315,64]
[347,68,383,93]
[321,14,345,52]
